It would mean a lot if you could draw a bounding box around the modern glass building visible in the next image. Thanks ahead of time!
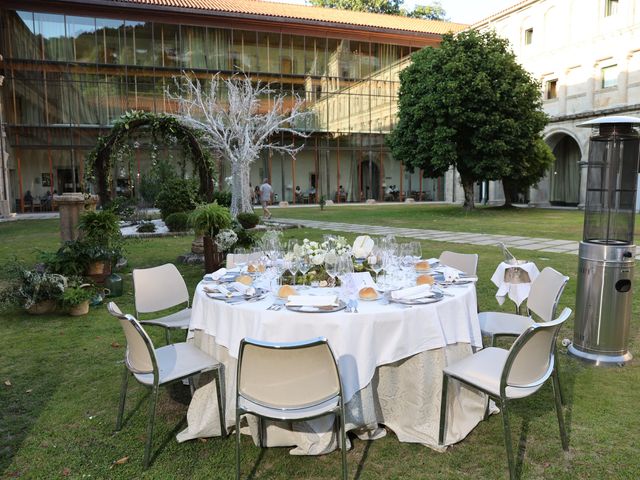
[0,0,464,212]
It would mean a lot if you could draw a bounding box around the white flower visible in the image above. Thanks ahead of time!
[214,229,238,251]
[312,253,325,265]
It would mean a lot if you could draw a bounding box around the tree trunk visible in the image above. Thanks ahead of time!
[460,174,475,211]
[502,178,518,207]
[203,235,225,274]
[230,160,254,218]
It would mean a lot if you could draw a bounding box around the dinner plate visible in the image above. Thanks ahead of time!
[359,294,381,302]
[286,300,347,313]
[439,279,474,286]
[390,292,444,305]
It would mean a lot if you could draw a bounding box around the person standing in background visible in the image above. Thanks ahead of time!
[259,178,273,219]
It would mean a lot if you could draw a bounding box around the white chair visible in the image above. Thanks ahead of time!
[439,308,571,480]
[107,302,225,469]
[439,251,478,275]
[479,267,569,347]
[235,337,347,480]
[132,263,192,344]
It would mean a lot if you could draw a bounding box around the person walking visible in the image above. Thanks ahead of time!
[259,178,273,219]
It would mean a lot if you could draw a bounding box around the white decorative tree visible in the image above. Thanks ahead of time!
[168,73,311,217]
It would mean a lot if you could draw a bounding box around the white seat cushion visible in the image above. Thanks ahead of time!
[140,308,191,330]
[238,395,340,421]
[479,311,535,337]
[444,347,543,400]
[134,342,219,386]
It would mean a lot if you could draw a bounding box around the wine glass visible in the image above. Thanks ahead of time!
[409,241,422,263]
[287,239,299,256]
[298,254,311,287]
[234,247,247,271]
[325,252,339,287]
[368,247,384,283]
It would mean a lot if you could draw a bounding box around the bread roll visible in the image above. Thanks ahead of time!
[415,260,430,272]
[416,274,434,286]
[278,285,297,298]
[235,275,253,286]
[247,264,257,273]
[257,264,266,273]
[359,286,378,300]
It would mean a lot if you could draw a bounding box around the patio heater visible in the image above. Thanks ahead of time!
[568,116,640,365]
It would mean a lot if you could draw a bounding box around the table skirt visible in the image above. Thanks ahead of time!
[177,331,488,454]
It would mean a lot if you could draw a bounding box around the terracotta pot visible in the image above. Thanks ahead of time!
[85,261,112,284]
[203,236,225,274]
[26,299,57,315]
[69,300,90,317]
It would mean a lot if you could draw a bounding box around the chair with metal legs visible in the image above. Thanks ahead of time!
[107,302,225,469]
[439,307,571,480]
[132,263,192,344]
[235,337,348,480]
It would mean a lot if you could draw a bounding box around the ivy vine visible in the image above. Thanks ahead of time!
[85,110,216,205]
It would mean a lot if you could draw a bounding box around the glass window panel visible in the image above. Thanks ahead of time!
[45,72,72,124]
[10,70,46,125]
[602,65,618,88]
[97,18,124,64]
[257,32,280,74]
[134,75,157,112]
[207,28,230,70]
[67,16,97,63]
[182,25,207,69]
[35,13,72,61]
[159,23,181,68]
[69,74,100,124]
[128,21,154,66]
[3,11,38,59]
[231,30,258,72]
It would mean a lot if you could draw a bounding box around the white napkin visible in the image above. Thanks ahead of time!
[443,267,460,283]
[352,235,374,258]
[391,284,434,300]
[204,268,227,282]
[231,282,256,296]
[287,295,338,307]
[204,284,233,296]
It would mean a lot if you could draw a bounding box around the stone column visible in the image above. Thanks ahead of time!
[54,193,98,243]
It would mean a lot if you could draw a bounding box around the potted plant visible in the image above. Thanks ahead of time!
[0,261,67,314]
[188,202,232,273]
[236,212,260,229]
[78,210,123,279]
[61,280,94,316]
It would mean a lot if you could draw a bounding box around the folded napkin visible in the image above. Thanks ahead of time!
[391,284,434,300]
[204,268,227,282]
[442,267,460,283]
[230,282,256,296]
[204,284,233,296]
[287,295,338,307]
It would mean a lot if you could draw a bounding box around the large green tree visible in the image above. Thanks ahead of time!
[309,0,447,19]
[388,30,552,210]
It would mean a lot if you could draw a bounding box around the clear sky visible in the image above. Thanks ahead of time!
[269,0,519,25]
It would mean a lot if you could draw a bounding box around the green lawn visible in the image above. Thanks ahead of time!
[271,203,640,241]
[1,217,639,479]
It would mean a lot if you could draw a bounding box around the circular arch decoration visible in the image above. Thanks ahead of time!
[85,110,216,206]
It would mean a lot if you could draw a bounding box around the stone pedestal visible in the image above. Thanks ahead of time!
[54,193,98,243]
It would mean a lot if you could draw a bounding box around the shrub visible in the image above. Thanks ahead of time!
[236,212,260,229]
[156,178,199,220]
[164,212,190,232]
[212,190,232,207]
[105,196,135,220]
[188,202,232,238]
[136,222,156,233]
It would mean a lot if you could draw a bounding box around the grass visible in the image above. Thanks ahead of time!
[1,215,639,479]
[270,203,640,241]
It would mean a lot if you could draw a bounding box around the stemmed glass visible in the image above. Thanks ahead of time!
[287,239,299,256]
[409,241,422,263]
[325,252,339,287]
[298,254,311,287]
[234,247,247,272]
[368,247,384,283]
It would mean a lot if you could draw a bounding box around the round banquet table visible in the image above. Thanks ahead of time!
[177,281,489,454]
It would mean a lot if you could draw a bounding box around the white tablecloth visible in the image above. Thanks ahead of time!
[490,261,540,307]
[177,283,488,453]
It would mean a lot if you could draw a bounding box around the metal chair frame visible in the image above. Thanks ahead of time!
[107,303,225,469]
[439,310,571,480]
[235,337,347,480]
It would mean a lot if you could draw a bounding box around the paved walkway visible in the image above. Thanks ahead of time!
[272,218,581,255]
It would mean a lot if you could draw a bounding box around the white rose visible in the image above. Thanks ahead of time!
[312,253,325,265]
